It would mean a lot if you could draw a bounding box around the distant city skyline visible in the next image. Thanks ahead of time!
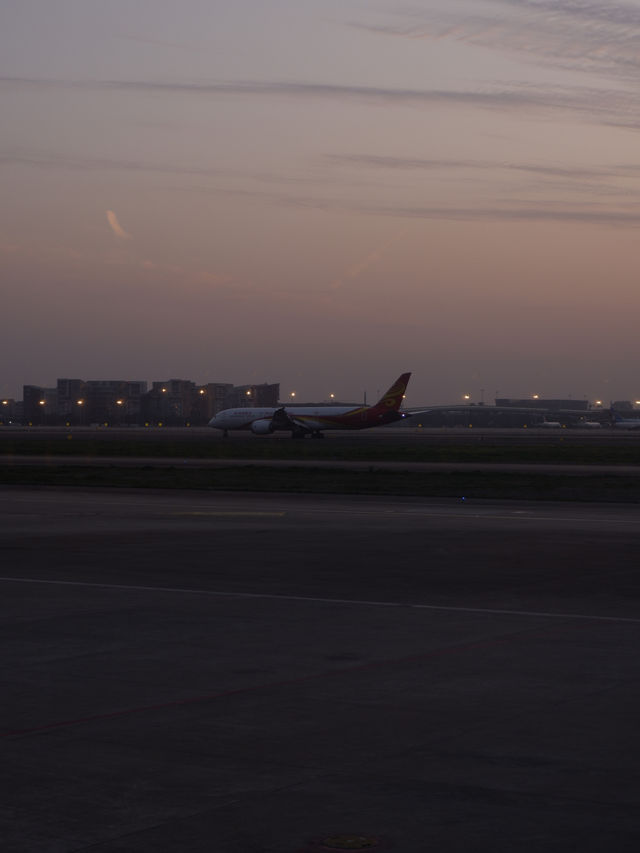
[3,373,637,411]
[3,1,640,404]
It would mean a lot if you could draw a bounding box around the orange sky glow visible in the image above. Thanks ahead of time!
[2,0,640,405]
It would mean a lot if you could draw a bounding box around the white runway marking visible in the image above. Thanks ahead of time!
[1,576,640,624]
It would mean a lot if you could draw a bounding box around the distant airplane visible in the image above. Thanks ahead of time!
[538,419,562,428]
[209,372,411,438]
[610,409,640,430]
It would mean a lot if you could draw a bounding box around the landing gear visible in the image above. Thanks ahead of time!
[291,427,306,439]
[311,431,325,439]
[223,429,229,438]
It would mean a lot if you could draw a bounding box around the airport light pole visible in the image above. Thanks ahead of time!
[462,394,471,428]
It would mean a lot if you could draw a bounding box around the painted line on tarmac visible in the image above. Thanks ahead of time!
[2,576,640,625]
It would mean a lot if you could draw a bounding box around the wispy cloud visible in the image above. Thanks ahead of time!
[355,202,640,227]
[3,75,640,130]
[1,149,224,179]
[352,0,640,81]
[106,210,131,240]
[0,75,537,106]
[0,149,337,197]
[324,153,640,206]
[280,189,640,227]
[326,153,613,180]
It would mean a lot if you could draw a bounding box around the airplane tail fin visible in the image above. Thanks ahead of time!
[370,372,411,413]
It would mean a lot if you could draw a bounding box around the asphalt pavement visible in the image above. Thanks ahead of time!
[2,487,640,852]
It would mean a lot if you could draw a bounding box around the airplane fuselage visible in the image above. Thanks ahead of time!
[209,404,404,434]
[209,373,411,437]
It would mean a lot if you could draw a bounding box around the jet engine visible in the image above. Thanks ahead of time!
[250,418,274,435]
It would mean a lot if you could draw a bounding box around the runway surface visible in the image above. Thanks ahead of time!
[4,424,640,446]
[4,454,640,477]
[3,487,640,851]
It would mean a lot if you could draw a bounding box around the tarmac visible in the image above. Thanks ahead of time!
[3,487,640,852]
[3,454,640,477]
[4,424,640,445]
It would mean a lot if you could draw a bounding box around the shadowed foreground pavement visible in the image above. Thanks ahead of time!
[2,487,640,852]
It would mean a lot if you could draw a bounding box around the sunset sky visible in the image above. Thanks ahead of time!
[3,0,640,405]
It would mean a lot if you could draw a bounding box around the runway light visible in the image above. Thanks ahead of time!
[76,399,84,405]
[39,400,46,406]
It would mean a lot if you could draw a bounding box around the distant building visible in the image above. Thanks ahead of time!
[56,379,88,424]
[226,383,280,409]
[192,383,234,423]
[12,377,280,425]
[0,397,17,423]
[84,380,148,425]
[143,380,196,425]
[496,398,589,411]
[612,400,634,411]
[23,385,57,424]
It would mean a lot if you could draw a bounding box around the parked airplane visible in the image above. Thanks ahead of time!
[209,373,411,438]
[610,409,640,430]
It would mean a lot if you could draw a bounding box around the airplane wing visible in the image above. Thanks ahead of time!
[270,406,314,433]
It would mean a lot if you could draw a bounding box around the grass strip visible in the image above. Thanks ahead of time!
[1,464,638,502]
[2,437,640,465]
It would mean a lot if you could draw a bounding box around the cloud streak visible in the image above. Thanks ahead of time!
[326,154,615,180]
[106,210,131,240]
[3,74,640,130]
[355,202,640,227]
[352,0,640,82]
